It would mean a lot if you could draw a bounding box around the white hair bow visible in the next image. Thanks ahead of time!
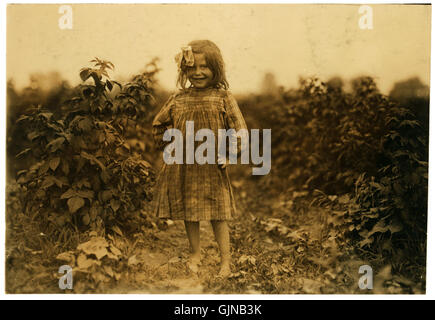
[174,46,195,69]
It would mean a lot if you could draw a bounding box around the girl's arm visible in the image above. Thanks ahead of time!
[152,95,174,151]
[224,91,248,133]
[220,91,249,168]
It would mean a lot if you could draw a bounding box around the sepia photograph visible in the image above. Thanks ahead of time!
[4,3,431,294]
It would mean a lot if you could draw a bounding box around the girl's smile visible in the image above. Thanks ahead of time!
[187,53,214,89]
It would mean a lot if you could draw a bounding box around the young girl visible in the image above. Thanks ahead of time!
[152,40,247,277]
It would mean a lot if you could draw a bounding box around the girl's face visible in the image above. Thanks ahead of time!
[186,53,214,89]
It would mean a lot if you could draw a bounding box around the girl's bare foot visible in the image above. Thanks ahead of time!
[187,255,200,274]
[218,261,231,278]
[211,220,231,278]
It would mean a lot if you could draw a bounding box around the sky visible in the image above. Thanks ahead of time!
[6,4,431,94]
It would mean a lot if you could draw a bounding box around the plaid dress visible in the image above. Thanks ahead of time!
[151,87,248,221]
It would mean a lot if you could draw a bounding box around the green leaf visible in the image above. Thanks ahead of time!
[61,188,77,199]
[17,169,27,177]
[46,137,65,153]
[15,148,32,158]
[109,245,122,256]
[98,131,105,143]
[53,176,68,188]
[399,119,420,128]
[81,151,106,171]
[77,253,97,270]
[89,204,100,220]
[338,194,351,204]
[78,118,93,132]
[77,237,108,260]
[67,196,85,213]
[99,190,112,202]
[61,159,70,175]
[41,176,55,189]
[358,237,374,248]
[16,115,30,123]
[110,199,120,212]
[82,214,90,226]
[367,220,394,238]
[40,112,53,120]
[112,225,123,237]
[39,161,50,175]
[56,251,75,264]
[76,178,91,189]
[128,255,139,266]
[90,71,102,83]
[100,170,110,184]
[80,68,91,81]
[389,219,403,234]
[112,81,122,90]
[106,80,113,92]
[77,189,94,200]
[27,131,40,141]
[49,157,61,171]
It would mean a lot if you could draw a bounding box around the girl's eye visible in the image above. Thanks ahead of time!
[186,65,209,73]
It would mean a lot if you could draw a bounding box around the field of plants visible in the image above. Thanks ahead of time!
[5,59,428,294]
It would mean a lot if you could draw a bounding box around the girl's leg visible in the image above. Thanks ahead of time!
[184,221,200,272]
[211,220,231,276]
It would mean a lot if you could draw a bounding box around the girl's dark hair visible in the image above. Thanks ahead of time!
[176,40,229,90]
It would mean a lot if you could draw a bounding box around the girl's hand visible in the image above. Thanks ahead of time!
[218,162,228,170]
[217,156,228,170]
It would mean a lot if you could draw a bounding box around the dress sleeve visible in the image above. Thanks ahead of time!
[152,94,174,151]
[223,91,249,158]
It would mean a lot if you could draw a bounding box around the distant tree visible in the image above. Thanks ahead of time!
[389,77,429,132]
[350,76,379,96]
[326,76,344,91]
[28,71,64,92]
[260,72,280,97]
[390,77,429,101]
